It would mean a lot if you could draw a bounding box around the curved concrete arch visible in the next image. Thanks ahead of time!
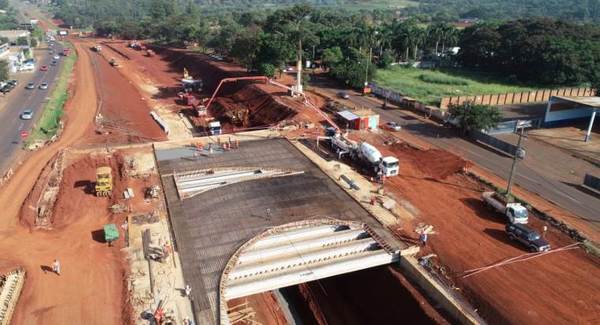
[217,218,397,324]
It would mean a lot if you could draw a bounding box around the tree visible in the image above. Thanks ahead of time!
[0,60,8,81]
[16,37,28,46]
[259,63,276,78]
[448,102,502,134]
[321,46,342,70]
[30,38,38,48]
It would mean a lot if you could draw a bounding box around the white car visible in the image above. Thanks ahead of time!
[386,121,402,131]
[53,55,60,60]
[39,83,49,90]
[20,110,33,120]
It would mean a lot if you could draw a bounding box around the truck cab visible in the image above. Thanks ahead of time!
[506,203,529,224]
[380,157,399,177]
[208,121,222,135]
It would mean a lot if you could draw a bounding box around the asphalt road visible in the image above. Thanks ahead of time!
[0,42,65,175]
[312,78,600,231]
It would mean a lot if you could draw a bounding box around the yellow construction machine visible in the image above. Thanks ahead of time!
[95,166,113,197]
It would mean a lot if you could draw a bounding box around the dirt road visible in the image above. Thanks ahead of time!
[0,40,126,324]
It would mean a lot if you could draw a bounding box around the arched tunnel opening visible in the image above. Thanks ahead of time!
[226,264,451,324]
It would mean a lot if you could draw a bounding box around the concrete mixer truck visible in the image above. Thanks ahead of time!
[326,131,399,177]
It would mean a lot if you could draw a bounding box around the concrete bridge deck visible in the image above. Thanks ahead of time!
[156,138,409,325]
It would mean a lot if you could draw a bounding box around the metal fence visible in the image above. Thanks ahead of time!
[470,130,518,156]
[583,174,600,192]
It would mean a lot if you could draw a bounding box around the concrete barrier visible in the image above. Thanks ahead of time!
[397,256,484,325]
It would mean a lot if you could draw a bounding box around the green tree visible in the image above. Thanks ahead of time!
[321,46,342,70]
[16,37,28,46]
[30,38,38,48]
[258,63,276,78]
[449,102,502,134]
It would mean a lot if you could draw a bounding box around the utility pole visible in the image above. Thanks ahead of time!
[295,37,303,95]
[506,122,528,198]
[363,47,372,93]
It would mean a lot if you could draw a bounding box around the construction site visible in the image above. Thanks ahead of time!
[0,29,598,325]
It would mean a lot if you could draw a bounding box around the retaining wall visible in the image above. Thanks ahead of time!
[440,87,594,109]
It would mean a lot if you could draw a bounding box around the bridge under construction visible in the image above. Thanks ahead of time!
[156,138,411,324]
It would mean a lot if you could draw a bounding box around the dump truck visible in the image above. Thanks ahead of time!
[482,191,529,224]
[95,166,113,197]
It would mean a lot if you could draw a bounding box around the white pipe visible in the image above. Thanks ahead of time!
[224,250,398,300]
[236,229,368,266]
[228,238,378,281]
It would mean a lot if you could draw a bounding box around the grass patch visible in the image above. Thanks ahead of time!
[374,66,538,106]
[25,41,77,146]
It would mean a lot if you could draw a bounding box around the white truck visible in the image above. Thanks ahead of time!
[482,191,528,224]
[329,133,399,177]
[208,121,222,135]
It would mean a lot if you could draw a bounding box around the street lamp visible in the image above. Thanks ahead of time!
[363,31,377,94]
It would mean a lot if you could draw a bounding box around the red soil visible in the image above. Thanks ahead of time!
[0,39,131,325]
[80,41,166,144]
[380,134,600,324]
[227,292,288,325]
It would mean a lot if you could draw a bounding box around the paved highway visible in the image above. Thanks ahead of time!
[311,77,600,231]
[0,42,65,175]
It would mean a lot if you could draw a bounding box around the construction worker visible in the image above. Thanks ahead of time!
[419,232,428,247]
[542,225,548,238]
[184,284,192,297]
[52,259,61,276]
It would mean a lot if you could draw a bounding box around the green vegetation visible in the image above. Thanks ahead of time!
[0,60,8,81]
[46,1,599,94]
[458,19,600,86]
[448,102,502,133]
[26,43,77,145]
[374,66,535,105]
[407,0,600,23]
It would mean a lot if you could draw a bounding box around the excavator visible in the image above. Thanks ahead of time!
[95,166,113,197]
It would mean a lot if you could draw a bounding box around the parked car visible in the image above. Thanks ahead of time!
[0,86,11,94]
[20,110,33,120]
[505,223,550,252]
[39,82,49,90]
[386,122,402,131]
[25,82,35,90]
[7,79,17,86]
[40,65,48,71]
[337,91,350,99]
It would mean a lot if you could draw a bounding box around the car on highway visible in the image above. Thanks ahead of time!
[337,91,350,99]
[39,82,49,90]
[506,223,550,252]
[386,122,402,131]
[50,60,57,66]
[53,55,60,60]
[20,110,33,120]
[40,65,48,71]
[25,82,35,90]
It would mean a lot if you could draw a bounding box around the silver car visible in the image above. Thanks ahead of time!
[39,83,49,90]
[20,110,33,120]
